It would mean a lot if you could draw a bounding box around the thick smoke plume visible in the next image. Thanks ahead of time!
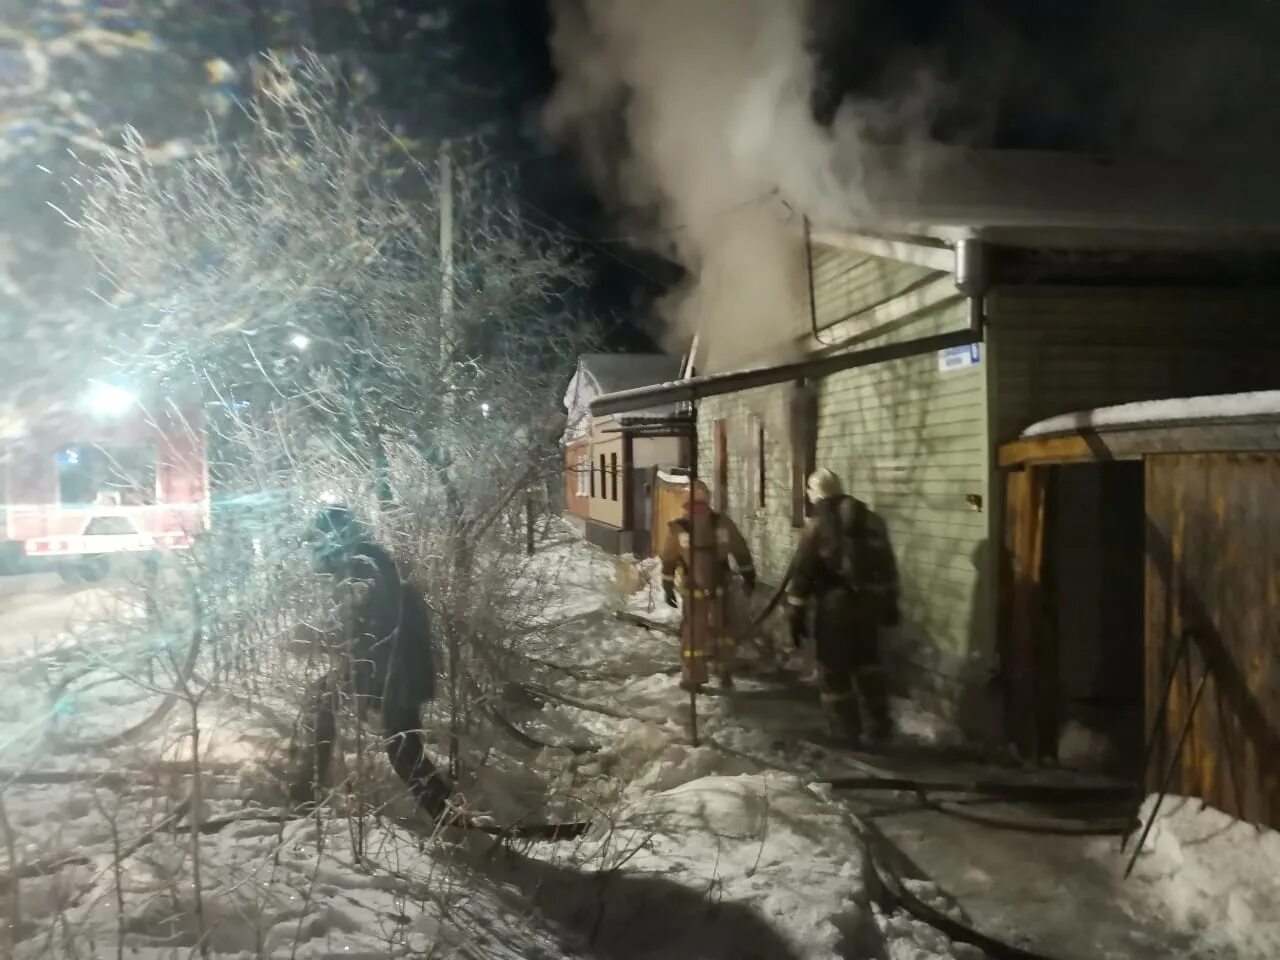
[544,0,887,371]
[545,1,1280,371]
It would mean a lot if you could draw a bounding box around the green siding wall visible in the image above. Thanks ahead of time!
[989,287,1280,443]
[816,296,991,693]
[699,257,990,712]
[811,245,939,330]
[695,274,1280,738]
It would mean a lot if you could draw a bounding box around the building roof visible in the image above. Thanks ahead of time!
[1020,391,1280,439]
[577,353,684,396]
[813,145,1280,251]
[564,353,685,440]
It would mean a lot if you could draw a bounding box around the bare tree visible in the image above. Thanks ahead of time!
[17,47,592,822]
[0,50,606,958]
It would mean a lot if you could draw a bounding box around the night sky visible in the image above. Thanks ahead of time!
[6,1,1279,356]
[431,0,1280,349]
[323,0,681,353]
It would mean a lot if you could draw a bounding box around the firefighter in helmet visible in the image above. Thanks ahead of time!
[787,468,900,744]
[660,479,756,691]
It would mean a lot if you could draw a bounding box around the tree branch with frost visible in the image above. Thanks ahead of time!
[0,49,602,956]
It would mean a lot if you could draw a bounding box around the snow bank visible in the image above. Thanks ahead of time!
[1127,795,1280,957]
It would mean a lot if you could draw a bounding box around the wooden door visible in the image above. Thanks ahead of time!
[1002,465,1054,760]
[1145,453,1280,827]
[652,475,688,550]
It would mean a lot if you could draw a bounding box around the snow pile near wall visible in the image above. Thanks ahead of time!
[1127,795,1280,957]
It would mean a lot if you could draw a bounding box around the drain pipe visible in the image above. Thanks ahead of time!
[805,216,836,347]
[954,236,990,337]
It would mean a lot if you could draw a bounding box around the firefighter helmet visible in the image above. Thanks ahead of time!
[806,467,843,503]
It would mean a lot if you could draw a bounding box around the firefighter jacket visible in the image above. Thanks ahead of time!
[787,495,900,626]
[660,509,754,599]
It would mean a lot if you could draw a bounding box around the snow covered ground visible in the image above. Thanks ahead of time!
[0,533,1276,958]
[1115,795,1280,958]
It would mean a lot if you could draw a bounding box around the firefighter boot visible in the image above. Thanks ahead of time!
[855,664,893,745]
[716,669,734,691]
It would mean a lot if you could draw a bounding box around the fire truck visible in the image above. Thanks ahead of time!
[0,386,210,582]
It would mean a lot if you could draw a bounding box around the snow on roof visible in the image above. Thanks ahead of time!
[614,402,687,423]
[1020,391,1280,439]
[563,354,686,441]
[817,145,1280,241]
[579,353,684,396]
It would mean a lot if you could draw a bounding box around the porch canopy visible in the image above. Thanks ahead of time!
[999,391,1280,468]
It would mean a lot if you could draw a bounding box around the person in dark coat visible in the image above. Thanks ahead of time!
[787,469,900,744]
[291,506,452,816]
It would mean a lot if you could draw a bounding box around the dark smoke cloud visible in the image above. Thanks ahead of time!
[545,1,1280,368]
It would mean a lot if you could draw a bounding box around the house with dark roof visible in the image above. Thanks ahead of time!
[562,353,691,555]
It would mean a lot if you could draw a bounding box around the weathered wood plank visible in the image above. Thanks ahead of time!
[1144,452,1280,827]
[1002,467,1052,760]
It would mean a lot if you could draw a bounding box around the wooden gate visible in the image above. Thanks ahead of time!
[652,473,689,551]
[1145,453,1280,826]
[629,467,655,557]
[1001,466,1054,760]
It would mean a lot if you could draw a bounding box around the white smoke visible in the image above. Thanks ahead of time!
[544,2,1280,371]
[544,0,910,371]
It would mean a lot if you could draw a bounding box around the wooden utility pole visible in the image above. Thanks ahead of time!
[439,143,455,400]
[438,143,464,779]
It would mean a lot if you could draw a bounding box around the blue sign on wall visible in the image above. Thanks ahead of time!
[937,343,981,373]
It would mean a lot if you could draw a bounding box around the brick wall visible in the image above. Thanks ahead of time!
[697,383,801,588]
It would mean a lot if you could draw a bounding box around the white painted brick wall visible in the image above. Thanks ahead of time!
[697,383,800,587]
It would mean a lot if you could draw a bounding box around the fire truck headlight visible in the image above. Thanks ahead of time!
[85,382,136,417]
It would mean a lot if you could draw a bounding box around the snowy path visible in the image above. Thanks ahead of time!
[501,540,1268,960]
[0,535,1274,958]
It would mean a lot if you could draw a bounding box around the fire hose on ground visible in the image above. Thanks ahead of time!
[856,814,1060,960]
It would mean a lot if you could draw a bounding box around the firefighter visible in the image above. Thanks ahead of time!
[660,479,756,691]
[787,468,900,745]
